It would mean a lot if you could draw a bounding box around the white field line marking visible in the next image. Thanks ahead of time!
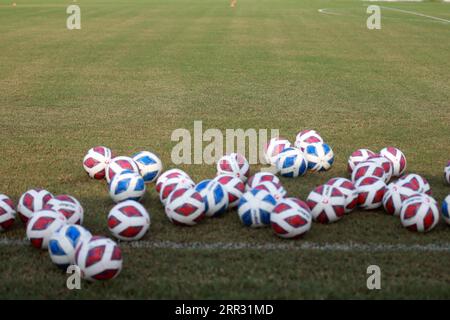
[3,237,450,252]
[379,6,450,24]
[318,8,342,15]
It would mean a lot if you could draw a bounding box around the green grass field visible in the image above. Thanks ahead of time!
[1,0,450,299]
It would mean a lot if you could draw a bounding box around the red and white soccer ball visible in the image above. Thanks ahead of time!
[445,161,450,185]
[306,185,346,223]
[26,210,67,249]
[213,174,245,208]
[75,236,122,281]
[294,129,323,152]
[246,172,281,191]
[44,195,84,225]
[380,147,406,177]
[400,194,439,232]
[108,200,150,241]
[355,177,386,210]
[0,194,16,232]
[286,197,311,212]
[17,188,53,224]
[347,149,376,174]
[366,155,393,183]
[105,156,139,184]
[351,161,386,183]
[217,153,250,182]
[326,178,358,213]
[159,175,195,205]
[271,198,312,239]
[397,173,431,195]
[165,187,206,226]
[155,169,192,194]
[254,181,287,201]
[82,146,113,180]
[382,183,416,216]
[264,137,291,166]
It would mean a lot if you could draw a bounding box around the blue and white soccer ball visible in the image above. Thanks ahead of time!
[442,195,450,225]
[109,170,146,203]
[275,147,308,177]
[48,224,92,268]
[237,188,277,228]
[195,179,229,217]
[445,161,450,185]
[304,143,334,172]
[132,151,163,183]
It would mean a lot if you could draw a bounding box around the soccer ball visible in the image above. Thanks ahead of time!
[48,224,92,268]
[17,188,53,224]
[382,183,417,216]
[238,188,277,228]
[82,146,113,180]
[159,175,195,205]
[132,151,163,183]
[355,177,386,210]
[217,153,250,182]
[304,143,334,172]
[106,156,139,184]
[246,172,281,190]
[264,137,291,166]
[397,173,431,195]
[108,200,150,241]
[326,178,358,213]
[366,155,394,183]
[271,198,312,239]
[294,129,323,152]
[445,161,450,185]
[165,187,206,226]
[347,149,376,174]
[379,147,406,177]
[285,197,311,212]
[156,169,191,194]
[0,194,16,232]
[26,210,67,249]
[195,180,229,217]
[275,147,308,178]
[254,181,287,201]
[44,195,84,225]
[75,236,122,281]
[442,195,450,225]
[213,174,245,208]
[351,161,386,183]
[306,185,346,223]
[109,171,146,203]
[400,194,439,232]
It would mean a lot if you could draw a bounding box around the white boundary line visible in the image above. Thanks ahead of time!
[379,6,450,24]
[318,8,342,16]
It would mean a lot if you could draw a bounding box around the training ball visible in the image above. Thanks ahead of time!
[132,151,163,183]
[294,129,323,152]
[26,210,67,249]
[106,156,139,184]
[75,236,122,281]
[382,182,417,216]
[445,161,450,185]
[366,155,394,182]
[165,187,206,226]
[44,195,84,225]
[285,197,311,212]
[306,185,346,223]
[326,178,358,213]
[195,180,229,217]
[82,146,113,180]
[0,194,16,232]
[254,181,287,201]
[442,195,450,225]
[264,137,291,166]
[108,200,150,241]
[400,194,439,232]
[17,188,53,224]
[304,143,334,172]
[109,171,146,203]
[351,161,386,183]
[213,174,245,208]
[379,147,406,177]
[246,172,281,190]
[275,147,308,178]
[271,198,312,239]
[397,173,431,195]
[238,188,277,228]
[347,148,376,174]
[159,175,195,205]
[48,225,92,268]
[155,169,191,194]
[355,177,386,210]
[217,153,250,182]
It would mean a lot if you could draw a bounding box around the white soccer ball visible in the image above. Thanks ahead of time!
[355,177,387,210]
[108,200,150,241]
[275,147,308,178]
[213,174,245,208]
[44,195,84,225]
[48,224,92,268]
[294,129,323,152]
[351,161,386,183]
[397,173,431,195]
[156,169,191,194]
[82,146,113,180]
[442,195,450,225]
[347,148,376,174]
[238,188,277,228]
[382,183,416,216]
[306,185,346,223]
[132,151,163,183]
[17,188,53,224]
[217,153,250,182]
[75,236,122,281]
[271,198,312,239]
[264,137,291,166]
[445,162,450,185]
[165,187,206,226]
[0,194,15,232]
[105,156,140,184]
[326,178,358,213]
[400,194,439,232]
[195,179,229,217]
[109,171,146,203]
[379,147,407,177]
[26,210,67,250]
[304,143,334,172]
[159,175,195,205]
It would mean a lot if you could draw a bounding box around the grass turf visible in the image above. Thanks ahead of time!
[0,0,449,299]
